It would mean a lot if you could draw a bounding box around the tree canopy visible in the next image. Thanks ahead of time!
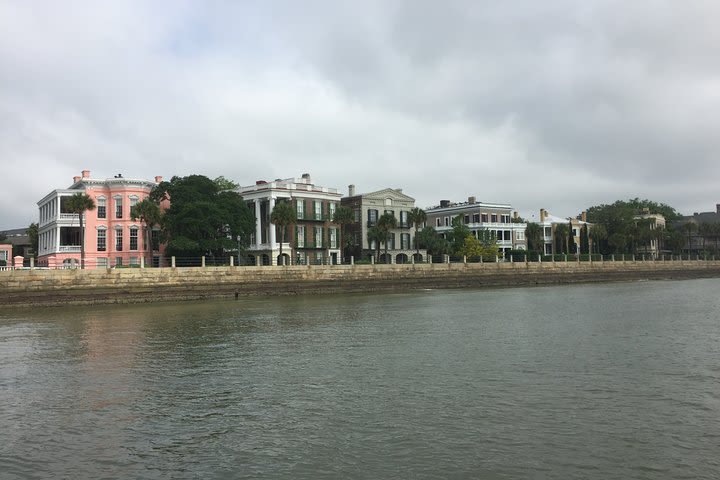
[585,198,680,254]
[151,175,254,258]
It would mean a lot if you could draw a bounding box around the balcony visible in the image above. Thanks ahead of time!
[58,245,81,252]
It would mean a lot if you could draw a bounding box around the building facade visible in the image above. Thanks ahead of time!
[341,186,426,263]
[238,174,342,265]
[37,170,164,269]
[675,204,720,255]
[425,197,527,256]
[537,209,591,255]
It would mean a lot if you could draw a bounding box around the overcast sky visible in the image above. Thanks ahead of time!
[2,0,719,229]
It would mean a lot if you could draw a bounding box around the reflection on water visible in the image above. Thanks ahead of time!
[2,279,720,479]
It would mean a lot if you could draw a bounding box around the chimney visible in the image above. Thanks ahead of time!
[395,188,403,193]
[81,170,90,178]
[73,176,81,183]
[540,208,546,223]
[440,200,450,208]
[301,173,311,183]
[513,211,518,219]
[154,176,163,183]
[468,196,476,204]
[581,210,587,222]
[348,184,356,196]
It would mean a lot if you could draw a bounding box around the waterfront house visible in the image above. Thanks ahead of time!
[238,174,342,265]
[675,204,720,255]
[341,185,426,263]
[537,209,591,255]
[425,198,527,257]
[36,170,165,269]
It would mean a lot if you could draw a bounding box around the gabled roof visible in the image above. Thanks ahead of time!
[361,188,416,202]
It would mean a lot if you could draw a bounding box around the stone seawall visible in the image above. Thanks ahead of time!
[2,260,720,307]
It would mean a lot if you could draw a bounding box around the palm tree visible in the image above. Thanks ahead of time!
[270,200,297,265]
[525,222,543,253]
[367,226,383,263]
[65,192,95,269]
[407,207,426,260]
[332,205,354,263]
[682,221,697,255]
[376,212,397,264]
[589,224,607,254]
[131,198,162,267]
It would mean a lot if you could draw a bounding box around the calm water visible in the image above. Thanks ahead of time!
[2,279,720,479]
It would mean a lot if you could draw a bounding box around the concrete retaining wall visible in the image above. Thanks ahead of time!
[2,260,720,307]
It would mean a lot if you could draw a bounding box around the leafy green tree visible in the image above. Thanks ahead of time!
[131,198,163,266]
[26,223,39,258]
[65,192,96,269]
[474,230,500,260]
[416,226,449,257]
[376,212,397,263]
[270,200,296,265]
[407,207,427,259]
[213,176,239,191]
[151,175,254,258]
[586,198,680,254]
[332,205,355,263]
[447,215,470,255]
[525,222,543,253]
[0,232,6,243]
[665,229,685,254]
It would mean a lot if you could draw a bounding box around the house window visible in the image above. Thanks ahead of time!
[329,202,336,219]
[473,213,480,223]
[401,233,410,249]
[436,218,442,227]
[314,226,323,247]
[296,225,305,248]
[314,201,322,220]
[330,228,338,248]
[501,214,510,223]
[504,231,511,241]
[296,200,305,220]
[368,209,378,226]
[354,209,360,222]
[129,257,139,266]
[151,229,160,251]
[444,217,450,227]
[464,214,470,224]
[115,257,123,267]
[400,211,408,227]
[296,251,306,265]
[115,197,123,219]
[130,227,139,250]
[481,213,489,222]
[97,229,106,251]
[516,230,525,241]
[544,227,552,236]
[491,214,498,223]
[97,197,106,219]
[388,233,396,250]
[115,228,123,251]
[129,195,139,209]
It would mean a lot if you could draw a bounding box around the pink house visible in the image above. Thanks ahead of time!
[37,170,166,269]
[0,244,12,268]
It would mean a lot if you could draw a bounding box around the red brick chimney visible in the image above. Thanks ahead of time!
[81,170,90,178]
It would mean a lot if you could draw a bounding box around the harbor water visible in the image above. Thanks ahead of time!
[2,279,720,479]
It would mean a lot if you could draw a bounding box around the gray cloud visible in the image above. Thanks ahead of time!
[1,0,719,229]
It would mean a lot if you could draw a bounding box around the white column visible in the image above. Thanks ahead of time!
[254,200,262,248]
[269,197,276,247]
